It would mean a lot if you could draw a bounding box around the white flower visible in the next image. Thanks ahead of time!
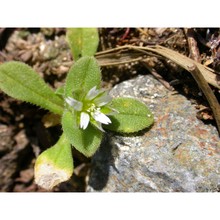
[65,97,82,111]
[80,112,90,129]
[92,111,111,124]
[65,86,117,131]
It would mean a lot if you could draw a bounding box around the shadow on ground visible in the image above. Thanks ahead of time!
[88,134,119,191]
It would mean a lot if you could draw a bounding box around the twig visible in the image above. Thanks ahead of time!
[184,28,201,63]
[195,30,211,48]
[188,64,220,134]
[136,28,148,35]
[141,61,174,91]
[120,28,130,41]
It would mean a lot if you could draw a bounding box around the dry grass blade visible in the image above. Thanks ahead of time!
[147,45,220,89]
[95,45,220,89]
[188,64,220,134]
[96,51,144,66]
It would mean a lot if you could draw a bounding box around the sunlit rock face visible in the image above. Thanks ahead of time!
[87,75,220,192]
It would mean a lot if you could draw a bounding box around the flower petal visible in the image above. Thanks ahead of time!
[80,112,90,129]
[91,121,105,132]
[101,106,119,115]
[92,111,111,125]
[65,97,83,111]
[85,86,100,100]
[94,93,112,106]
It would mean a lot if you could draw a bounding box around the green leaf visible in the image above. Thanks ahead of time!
[64,56,101,99]
[0,61,64,115]
[62,110,103,157]
[66,28,99,60]
[105,97,154,133]
[55,85,65,97]
[34,133,73,190]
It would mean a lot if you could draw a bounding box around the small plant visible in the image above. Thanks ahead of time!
[0,28,154,190]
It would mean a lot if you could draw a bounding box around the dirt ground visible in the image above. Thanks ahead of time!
[0,28,219,192]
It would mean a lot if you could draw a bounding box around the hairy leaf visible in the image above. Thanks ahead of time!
[66,28,99,60]
[0,61,64,115]
[62,110,103,157]
[64,56,101,99]
[34,133,73,190]
[55,85,65,97]
[105,97,154,133]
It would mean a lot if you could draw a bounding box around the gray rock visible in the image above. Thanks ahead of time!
[87,75,220,192]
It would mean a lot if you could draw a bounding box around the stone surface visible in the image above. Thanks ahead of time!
[87,75,220,192]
